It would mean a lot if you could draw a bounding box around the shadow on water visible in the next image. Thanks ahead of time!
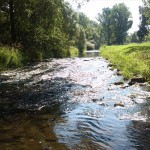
[126,120,150,150]
[0,66,78,149]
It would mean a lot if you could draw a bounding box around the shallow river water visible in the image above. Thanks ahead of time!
[0,51,150,150]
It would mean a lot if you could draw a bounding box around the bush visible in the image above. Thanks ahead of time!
[0,46,22,70]
[69,46,79,57]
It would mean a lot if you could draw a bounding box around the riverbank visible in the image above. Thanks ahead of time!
[0,46,22,71]
[101,43,150,82]
[0,45,79,71]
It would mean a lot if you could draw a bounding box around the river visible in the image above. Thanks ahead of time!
[0,50,150,150]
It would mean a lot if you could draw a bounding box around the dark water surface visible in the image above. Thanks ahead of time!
[0,51,150,150]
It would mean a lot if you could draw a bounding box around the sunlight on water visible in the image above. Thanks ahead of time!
[0,51,150,149]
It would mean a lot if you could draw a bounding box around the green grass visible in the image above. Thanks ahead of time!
[0,46,22,70]
[101,43,150,81]
[0,45,79,71]
[69,46,79,57]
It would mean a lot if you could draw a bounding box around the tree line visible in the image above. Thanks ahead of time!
[0,0,149,63]
[0,0,78,60]
[77,0,150,44]
[0,0,102,60]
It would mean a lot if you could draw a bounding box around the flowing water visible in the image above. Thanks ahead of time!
[0,50,150,150]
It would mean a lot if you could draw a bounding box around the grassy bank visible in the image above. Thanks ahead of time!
[101,43,150,82]
[69,46,79,57]
[0,46,22,70]
[0,45,80,71]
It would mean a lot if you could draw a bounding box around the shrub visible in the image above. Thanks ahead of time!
[0,46,22,70]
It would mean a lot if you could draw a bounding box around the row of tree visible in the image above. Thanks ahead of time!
[0,0,89,60]
[1,0,149,61]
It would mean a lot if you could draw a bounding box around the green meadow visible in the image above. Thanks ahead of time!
[101,43,150,82]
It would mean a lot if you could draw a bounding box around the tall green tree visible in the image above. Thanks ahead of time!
[77,27,86,54]
[78,12,101,49]
[97,3,132,45]
[97,8,112,45]
[143,0,150,22]
[137,6,149,42]
[111,3,133,44]
[78,12,90,28]
[62,2,78,42]
[9,0,16,42]
[0,0,11,43]
[130,32,139,43]
[0,0,79,59]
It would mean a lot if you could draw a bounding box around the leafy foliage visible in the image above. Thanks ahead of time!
[97,3,132,45]
[137,6,149,42]
[97,7,112,45]
[77,27,86,53]
[143,0,150,23]
[130,32,139,43]
[0,0,81,61]
[78,12,101,49]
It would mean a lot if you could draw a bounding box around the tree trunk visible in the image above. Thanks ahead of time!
[9,0,16,43]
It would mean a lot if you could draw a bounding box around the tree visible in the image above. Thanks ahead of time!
[0,0,102,60]
[0,0,78,59]
[87,20,101,49]
[137,6,149,42]
[143,0,150,23]
[77,12,101,50]
[77,27,86,54]
[0,0,11,43]
[9,0,16,42]
[78,12,89,28]
[97,3,132,45]
[97,7,112,45]
[130,32,139,43]
[62,2,78,42]
[74,0,90,8]
[111,3,133,45]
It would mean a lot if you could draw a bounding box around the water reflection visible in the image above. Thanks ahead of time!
[85,50,100,57]
[127,120,150,150]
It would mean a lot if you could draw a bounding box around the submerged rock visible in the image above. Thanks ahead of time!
[128,77,146,85]
[116,71,122,76]
[107,63,114,68]
[99,103,107,106]
[92,99,98,102]
[120,83,129,89]
[114,102,124,107]
[114,81,124,85]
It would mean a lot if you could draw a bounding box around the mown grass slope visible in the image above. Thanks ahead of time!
[101,43,150,82]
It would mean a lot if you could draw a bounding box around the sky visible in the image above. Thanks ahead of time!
[66,0,143,33]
